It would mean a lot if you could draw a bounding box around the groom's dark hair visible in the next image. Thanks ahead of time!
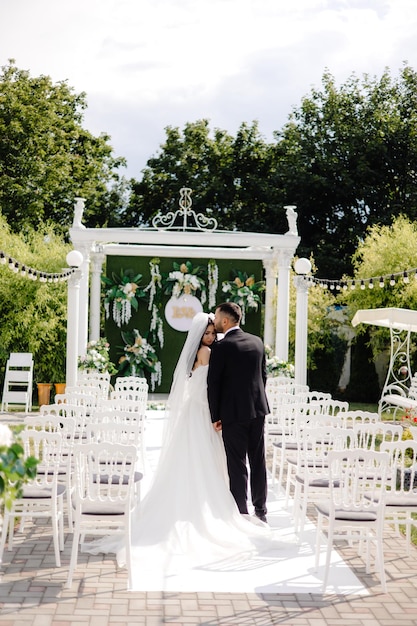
[216,302,242,324]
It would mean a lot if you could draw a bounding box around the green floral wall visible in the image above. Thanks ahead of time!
[104,255,264,393]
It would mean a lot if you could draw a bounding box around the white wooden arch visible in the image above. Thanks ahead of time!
[66,195,300,387]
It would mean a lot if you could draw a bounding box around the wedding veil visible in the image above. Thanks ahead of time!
[160,311,215,453]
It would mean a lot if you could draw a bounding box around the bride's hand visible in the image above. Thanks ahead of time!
[213,420,222,432]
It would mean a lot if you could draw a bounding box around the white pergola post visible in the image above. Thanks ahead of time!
[275,249,293,362]
[77,243,91,355]
[89,245,105,342]
[65,250,84,387]
[294,258,312,386]
[263,257,277,349]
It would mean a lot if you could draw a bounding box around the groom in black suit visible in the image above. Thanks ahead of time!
[207,302,270,523]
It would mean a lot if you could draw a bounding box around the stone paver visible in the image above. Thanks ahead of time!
[2,411,417,625]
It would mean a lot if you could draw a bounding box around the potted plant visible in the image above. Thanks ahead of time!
[34,342,67,407]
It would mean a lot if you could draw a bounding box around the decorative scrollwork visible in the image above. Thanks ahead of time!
[152,187,218,232]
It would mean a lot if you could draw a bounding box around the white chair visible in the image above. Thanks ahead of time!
[380,440,417,555]
[24,413,77,529]
[1,352,34,412]
[112,376,148,410]
[340,410,380,429]
[40,402,88,439]
[314,449,390,593]
[0,430,66,567]
[76,370,111,400]
[291,425,354,535]
[271,402,322,490]
[66,441,139,589]
[352,422,403,450]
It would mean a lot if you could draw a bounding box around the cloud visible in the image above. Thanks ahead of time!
[1,0,417,177]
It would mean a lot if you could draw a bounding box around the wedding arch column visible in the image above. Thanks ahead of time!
[65,251,84,387]
[275,249,293,362]
[89,245,105,342]
[76,242,91,355]
[263,257,277,349]
[294,259,312,386]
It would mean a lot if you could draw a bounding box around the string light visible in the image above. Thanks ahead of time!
[0,249,75,283]
[305,266,417,291]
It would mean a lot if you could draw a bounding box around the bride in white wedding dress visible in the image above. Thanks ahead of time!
[84,312,284,590]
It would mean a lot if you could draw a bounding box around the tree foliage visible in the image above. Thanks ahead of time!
[338,214,417,360]
[125,119,287,233]
[275,64,417,278]
[0,60,128,232]
[0,214,71,388]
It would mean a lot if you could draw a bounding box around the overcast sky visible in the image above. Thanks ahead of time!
[1,0,416,178]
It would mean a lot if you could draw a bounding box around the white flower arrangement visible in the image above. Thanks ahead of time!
[117,329,162,392]
[208,259,218,310]
[163,261,207,304]
[102,269,146,328]
[265,345,295,378]
[145,258,164,348]
[222,269,265,325]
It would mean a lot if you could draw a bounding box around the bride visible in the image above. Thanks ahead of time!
[85,312,282,589]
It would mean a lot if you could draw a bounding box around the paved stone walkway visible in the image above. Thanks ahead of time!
[1,411,417,625]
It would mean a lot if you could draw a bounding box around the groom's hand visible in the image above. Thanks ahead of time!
[213,420,222,432]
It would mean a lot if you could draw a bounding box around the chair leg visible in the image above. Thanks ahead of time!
[66,525,81,588]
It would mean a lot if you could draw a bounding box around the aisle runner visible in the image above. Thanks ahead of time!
[139,410,368,595]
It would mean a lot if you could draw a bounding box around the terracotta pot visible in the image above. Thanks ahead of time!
[54,383,66,396]
[37,383,52,408]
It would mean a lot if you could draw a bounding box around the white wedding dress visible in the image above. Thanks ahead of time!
[83,363,284,590]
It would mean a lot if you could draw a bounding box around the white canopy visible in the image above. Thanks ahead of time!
[351,307,417,333]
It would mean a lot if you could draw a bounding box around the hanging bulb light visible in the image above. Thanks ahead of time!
[369,278,374,289]
[390,274,395,286]
[8,257,14,269]
[13,262,19,273]
[336,283,341,290]
[350,280,356,290]
[379,276,384,288]
[360,279,365,290]
[330,283,335,290]
[342,281,348,290]
[403,270,409,284]
[20,265,26,276]
[0,251,6,264]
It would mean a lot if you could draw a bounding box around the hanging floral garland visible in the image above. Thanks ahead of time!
[162,261,207,304]
[144,257,164,348]
[102,269,147,327]
[207,259,218,310]
[222,269,265,325]
[117,329,162,392]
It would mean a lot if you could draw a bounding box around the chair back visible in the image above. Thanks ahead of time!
[327,448,390,513]
[380,440,417,493]
[340,410,380,429]
[72,441,137,507]
[353,421,403,450]
[21,429,63,490]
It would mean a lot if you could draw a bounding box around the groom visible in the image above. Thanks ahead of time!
[207,302,270,523]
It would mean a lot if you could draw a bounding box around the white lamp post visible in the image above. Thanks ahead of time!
[294,258,312,386]
[66,250,83,388]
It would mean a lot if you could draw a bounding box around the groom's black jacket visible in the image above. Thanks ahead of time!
[207,328,270,425]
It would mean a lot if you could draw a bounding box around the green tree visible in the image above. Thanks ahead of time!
[0,214,71,390]
[0,60,127,232]
[125,119,286,232]
[338,214,417,361]
[273,64,417,278]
